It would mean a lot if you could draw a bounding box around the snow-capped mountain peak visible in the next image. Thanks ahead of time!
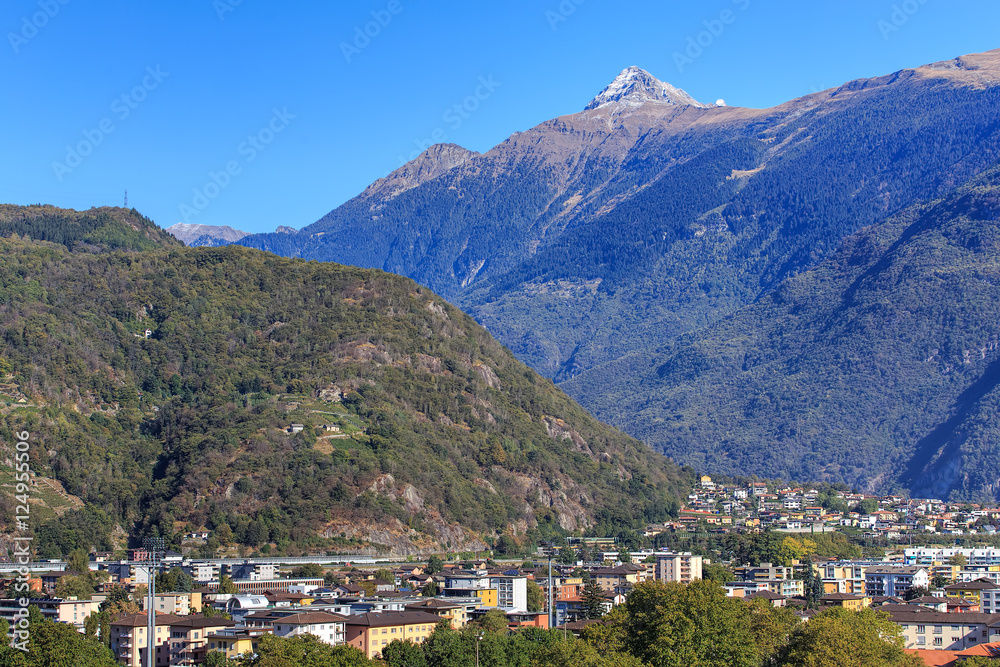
[585,66,708,110]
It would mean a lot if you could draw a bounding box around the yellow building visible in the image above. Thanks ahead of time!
[820,593,871,610]
[944,579,996,605]
[205,629,264,660]
[345,610,443,659]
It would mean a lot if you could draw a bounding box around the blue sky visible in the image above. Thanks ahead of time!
[2,0,998,234]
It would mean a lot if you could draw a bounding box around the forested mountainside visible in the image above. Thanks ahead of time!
[236,50,1000,387]
[564,164,1000,502]
[0,206,689,557]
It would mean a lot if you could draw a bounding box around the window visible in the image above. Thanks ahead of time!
[917,626,925,634]
[934,627,942,634]
[917,637,925,646]
[934,638,942,646]
[953,637,960,642]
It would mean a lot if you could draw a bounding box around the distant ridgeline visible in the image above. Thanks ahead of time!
[0,205,689,556]
[233,50,1000,501]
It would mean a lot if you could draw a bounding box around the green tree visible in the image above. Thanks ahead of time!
[0,606,117,666]
[67,548,92,577]
[422,621,467,667]
[204,651,229,667]
[421,580,440,597]
[527,579,545,613]
[747,598,800,665]
[777,607,923,667]
[533,637,645,667]
[374,568,395,584]
[616,545,631,564]
[382,638,428,667]
[702,563,734,586]
[610,580,764,667]
[801,557,824,609]
[218,574,237,595]
[948,553,968,566]
[236,633,372,666]
[56,574,95,600]
[292,563,325,578]
[426,555,444,575]
[855,499,878,515]
[477,608,509,633]
[581,580,606,619]
[169,567,193,592]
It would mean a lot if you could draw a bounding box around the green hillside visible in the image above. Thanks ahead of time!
[564,165,1000,501]
[0,207,689,557]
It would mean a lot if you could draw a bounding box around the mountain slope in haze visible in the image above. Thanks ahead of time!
[563,165,1000,501]
[166,223,249,246]
[0,206,688,557]
[237,50,1000,388]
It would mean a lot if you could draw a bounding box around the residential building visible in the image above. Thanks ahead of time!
[110,612,183,667]
[591,564,646,593]
[204,627,271,662]
[443,573,498,607]
[655,552,703,584]
[141,592,192,617]
[764,579,804,597]
[490,575,528,612]
[945,579,998,606]
[167,616,235,666]
[405,598,468,628]
[865,566,929,598]
[734,562,793,582]
[820,593,871,611]
[980,589,1000,614]
[344,611,442,659]
[272,611,348,646]
[888,610,1000,650]
[0,597,98,632]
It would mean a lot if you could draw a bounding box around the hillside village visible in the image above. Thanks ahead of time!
[659,476,1000,538]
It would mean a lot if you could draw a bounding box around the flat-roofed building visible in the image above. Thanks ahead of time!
[655,553,703,584]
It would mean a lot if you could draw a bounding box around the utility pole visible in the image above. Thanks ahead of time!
[144,537,166,667]
[476,630,483,667]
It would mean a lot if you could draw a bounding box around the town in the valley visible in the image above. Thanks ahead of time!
[9,475,1000,665]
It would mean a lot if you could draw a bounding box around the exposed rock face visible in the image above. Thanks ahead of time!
[344,474,488,555]
[362,143,478,201]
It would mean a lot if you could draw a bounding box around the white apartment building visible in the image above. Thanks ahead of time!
[865,566,929,598]
[272,611,348,646]
[491,575,528,612]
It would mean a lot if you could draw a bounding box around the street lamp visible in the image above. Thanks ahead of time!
[475,631,484,667]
